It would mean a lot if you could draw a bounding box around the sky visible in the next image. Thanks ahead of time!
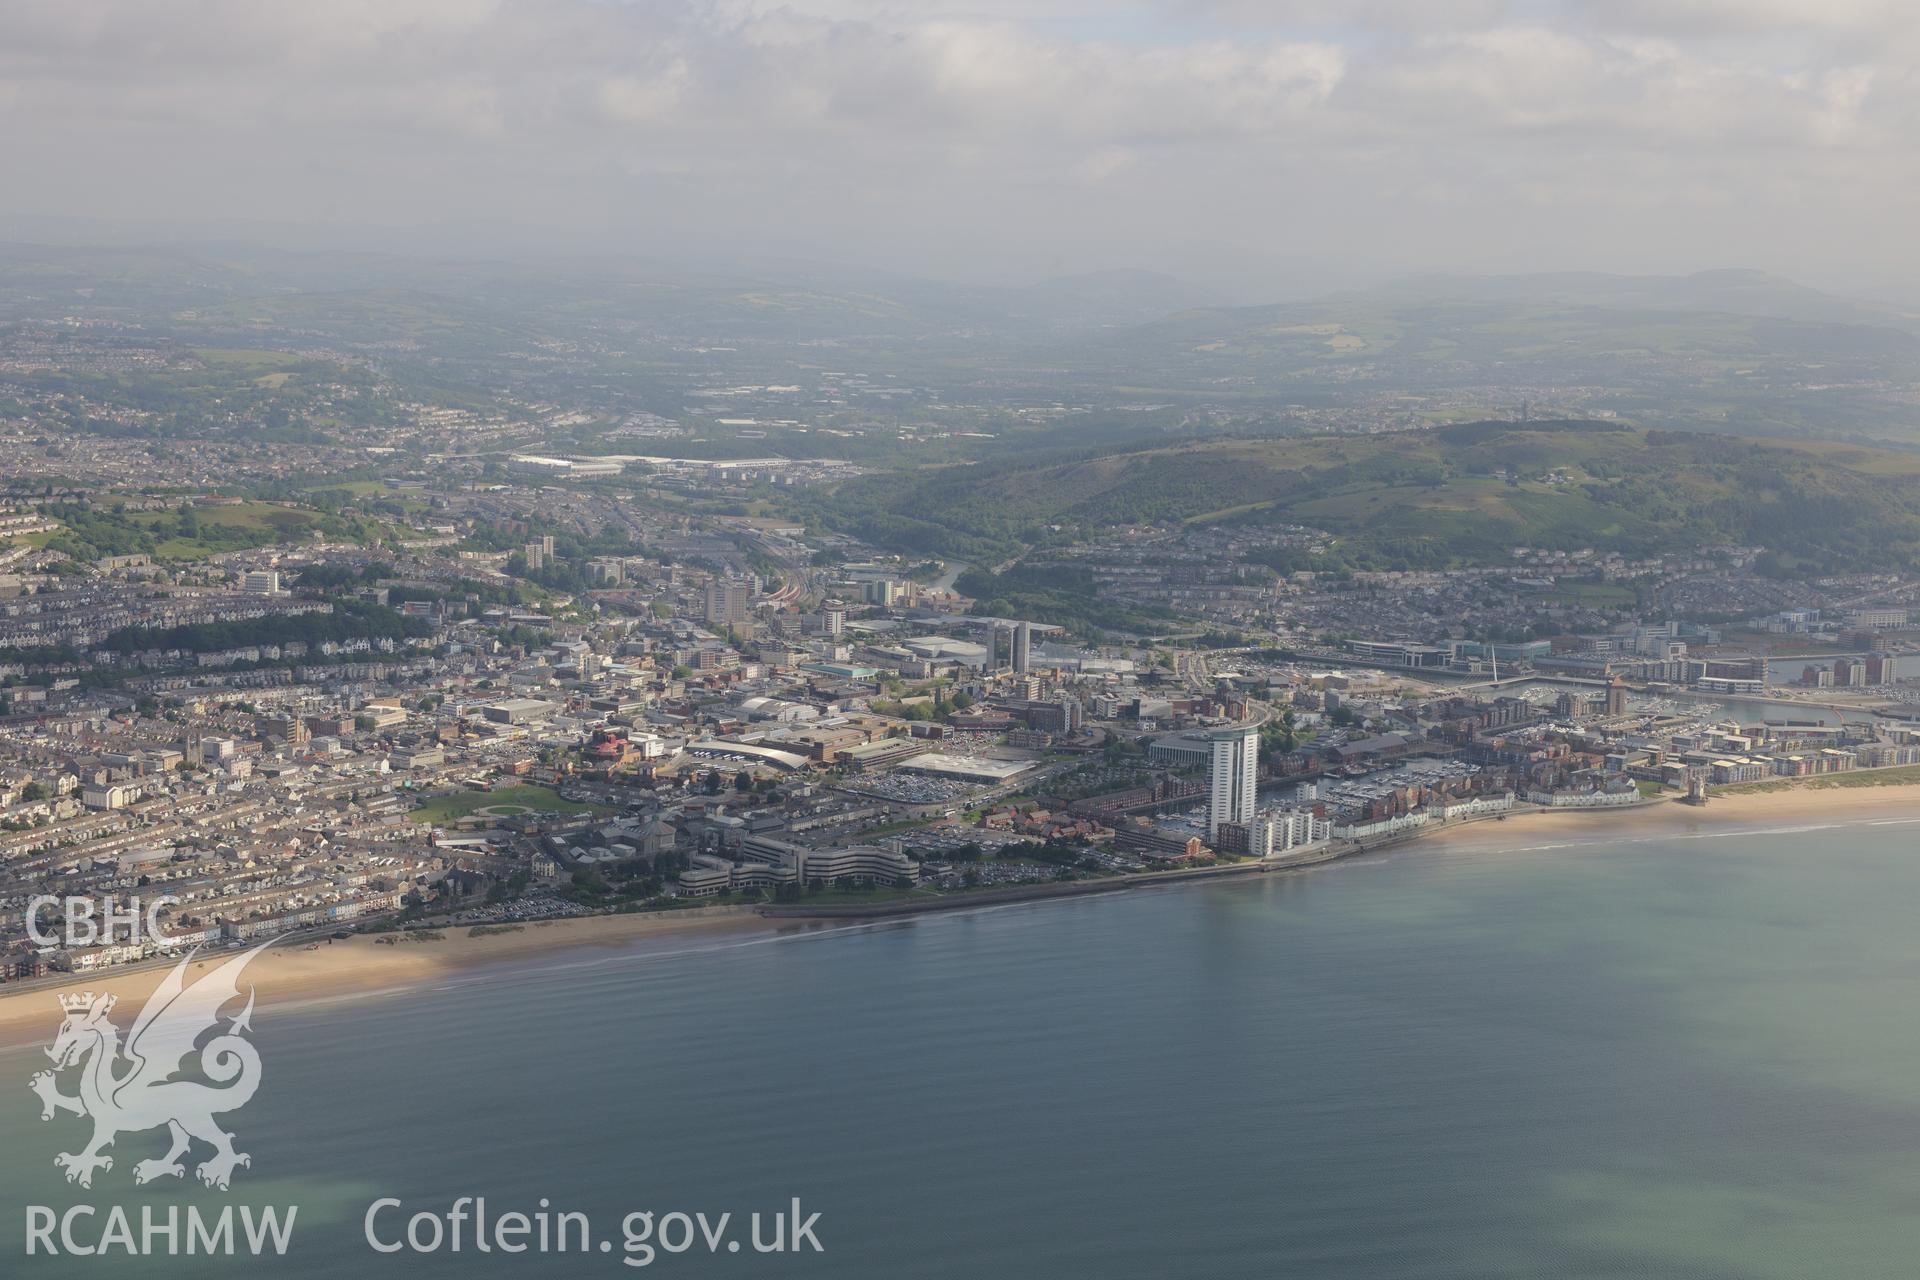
[3,0,1918,298]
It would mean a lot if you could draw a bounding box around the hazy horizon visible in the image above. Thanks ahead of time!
[8,218,1903,313]
[6,1,1920,299]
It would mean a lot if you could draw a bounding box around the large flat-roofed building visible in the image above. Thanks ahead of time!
[390,745,445,770]
[685,738,811,771]
[508,454,574,476]
[895,753,1035,784]
[902,635,991,666]
[1346,639,1452,669]
[797,662,881,681]
[483,698,557,724]
[507,454,623,479]
[836,737,926,770]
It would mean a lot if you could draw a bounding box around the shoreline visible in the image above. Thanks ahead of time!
[3,779,1918,1048]
[0,907,777,1052]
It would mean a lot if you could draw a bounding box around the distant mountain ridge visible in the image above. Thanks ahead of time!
[6,240,1920,444]
[0,240,1221,342]
[1349,268,1918,328]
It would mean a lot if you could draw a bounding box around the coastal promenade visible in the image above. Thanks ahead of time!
[755,799,1650,922]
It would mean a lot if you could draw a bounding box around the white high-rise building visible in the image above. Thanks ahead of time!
[1207,725,1259,842]
[1011,621,1032,673]
[243,569,280,595]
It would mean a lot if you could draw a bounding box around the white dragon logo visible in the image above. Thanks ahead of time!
[28,945,266,1190]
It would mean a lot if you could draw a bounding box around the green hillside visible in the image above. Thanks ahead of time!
[820,421,1920,574]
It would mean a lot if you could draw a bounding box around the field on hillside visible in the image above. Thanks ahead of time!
[818,421,1920,574]
[28,499,386,564]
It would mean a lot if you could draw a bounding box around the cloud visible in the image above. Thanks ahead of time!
[1569,0,1920,39]
[1186,0,1512,32]
[2,0,1919,291]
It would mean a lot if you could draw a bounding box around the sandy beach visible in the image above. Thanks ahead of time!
[4,778,1918,1051]
[0,906,786,1052]
[1419,779,1920,854]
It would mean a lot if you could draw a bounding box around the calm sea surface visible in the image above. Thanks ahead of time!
[6,816,1920,1278]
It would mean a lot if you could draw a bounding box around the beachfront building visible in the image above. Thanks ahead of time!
[796,845,916,888]
[1208,726,1259,842]
[1333,812,1432,841]
[680,840,917,896]
[1243,807,1333,855]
